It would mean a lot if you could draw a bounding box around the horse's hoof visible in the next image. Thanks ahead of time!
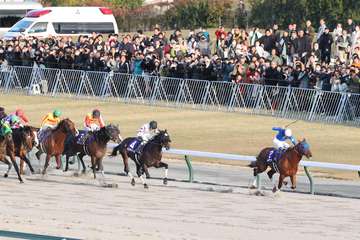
[146,175,151,179]
[4,173,8,178]
[272,187,278,193]
[283,181,288,186]
[163,178,168,185]
[82,170,87,174]
[131,179,135,186]
[56,166,61,170]
[19,180,24,184]
[291,186,296,190]
[144,184,149,189]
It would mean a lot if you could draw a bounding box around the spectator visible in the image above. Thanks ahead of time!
[317,19,327,41]
[318,28,333,64]
[305,20,315,43]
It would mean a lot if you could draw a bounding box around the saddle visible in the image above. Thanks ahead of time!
[38,129,52,143]
[127,138,142,153]
[75,130,90,145]
[267,148,284,172]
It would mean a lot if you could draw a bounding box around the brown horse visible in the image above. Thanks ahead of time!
[12,126,38,175]
[249,139,312,192]
[111,130,171,188]
[64,124,121,179]
[35,119,77,175]
[0,133,23,183]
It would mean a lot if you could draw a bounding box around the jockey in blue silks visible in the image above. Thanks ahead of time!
[272,127,297,150]
[268,127,297,163]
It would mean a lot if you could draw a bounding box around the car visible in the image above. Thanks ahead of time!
[3,7,118,39]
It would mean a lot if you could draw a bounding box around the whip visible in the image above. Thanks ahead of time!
[285,119,299,128]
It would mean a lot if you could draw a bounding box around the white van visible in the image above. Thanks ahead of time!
[3,7,118,39]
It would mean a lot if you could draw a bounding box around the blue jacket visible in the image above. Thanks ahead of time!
[272,127,296,145]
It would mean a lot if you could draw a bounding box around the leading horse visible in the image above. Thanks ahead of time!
[111,130,171,188]
[35,119,77,175]
[64,124,121,179]
[249,139,312,192]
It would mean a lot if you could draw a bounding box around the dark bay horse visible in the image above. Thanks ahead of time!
[249,139,312,192]
[111,130,171,188]
[0,133,23,183]
[35,119,77,175]
[12,126,38,175]
[64,124,121,179]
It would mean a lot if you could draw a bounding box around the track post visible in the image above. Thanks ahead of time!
[184,155,194,182]
[304,166,314,194]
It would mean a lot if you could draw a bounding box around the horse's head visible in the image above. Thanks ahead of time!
[155,129,171,150]
[22,126,37,150]
[105,124,122,143]
[59,118,77,136]
[296,139,312,159]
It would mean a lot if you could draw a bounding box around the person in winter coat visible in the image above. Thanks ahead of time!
[318,28,333,64]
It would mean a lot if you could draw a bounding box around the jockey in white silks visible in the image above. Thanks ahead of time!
[135,120,159,154]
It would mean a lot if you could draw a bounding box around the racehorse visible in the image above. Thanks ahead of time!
[64,124,121,179]
[0,133,23,183]
[12,126,39,175]
[249,139,312,192]
[35,119,77,175]
[111,130,171,188]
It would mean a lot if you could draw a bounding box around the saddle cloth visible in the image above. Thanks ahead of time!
[267,148,283,164]
[75,130,90,145]
[38,129,51,143]
[127,138,141,153]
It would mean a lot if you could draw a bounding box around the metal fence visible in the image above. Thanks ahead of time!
[1,65,360,126]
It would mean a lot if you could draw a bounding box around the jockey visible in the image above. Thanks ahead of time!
[135,120,159,154]
[2,115,22,129]
[13,108,29,125]
[267,127,297,163]
[0,122,12,137]
[84,109,105,131]
[272,127,297,150]
[41,109,61,131]
[0,107,7,120]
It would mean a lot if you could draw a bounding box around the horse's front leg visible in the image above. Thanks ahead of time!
[143,164,151,179]
[23,154,35,174]
[290,175,297,190]
[78,152,86,173]
[156,162,168,185]
[9,154,23,183]
[64,155,70,172]
[91,156,96,179]
[275,174,286,192]
[55,155,61,169]
[2,157,12,178]
[136,163,148,189]
[42,154,51,175]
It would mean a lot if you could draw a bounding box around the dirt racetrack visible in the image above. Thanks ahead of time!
[1,167,359,240]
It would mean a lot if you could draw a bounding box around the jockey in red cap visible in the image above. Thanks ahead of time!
[14,108,29,125]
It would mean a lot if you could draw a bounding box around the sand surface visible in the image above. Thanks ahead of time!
[1,168,359,240]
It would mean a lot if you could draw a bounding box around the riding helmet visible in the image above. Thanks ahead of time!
[285,128,292,137]
[15,108,24,117]
[53,109,61,117]
[149,120,157,130]
[92,109,101,118]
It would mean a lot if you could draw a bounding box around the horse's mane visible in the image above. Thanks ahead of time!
[52,119,67,132]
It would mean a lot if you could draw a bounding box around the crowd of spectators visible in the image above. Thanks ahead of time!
[1,19,360,93]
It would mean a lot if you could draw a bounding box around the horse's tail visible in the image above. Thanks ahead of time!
[248,161,257,168]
